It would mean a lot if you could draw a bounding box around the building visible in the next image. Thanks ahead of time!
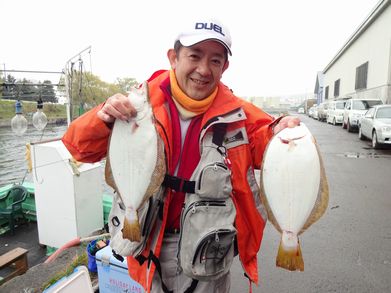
[322,0,391,104]
[314,71,324,104]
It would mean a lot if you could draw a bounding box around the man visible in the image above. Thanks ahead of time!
[62,18,299,292]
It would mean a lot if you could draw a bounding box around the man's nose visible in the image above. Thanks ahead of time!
[196,59,212,76]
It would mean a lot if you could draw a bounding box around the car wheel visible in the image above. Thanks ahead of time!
[347,120,352,132]
[372,131,380,149]
[358,126,365,140]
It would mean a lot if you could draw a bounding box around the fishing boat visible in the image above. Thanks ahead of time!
[0,48,119,291]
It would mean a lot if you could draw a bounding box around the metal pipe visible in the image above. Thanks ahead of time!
[0,69,63,74]
[1,83,64,87]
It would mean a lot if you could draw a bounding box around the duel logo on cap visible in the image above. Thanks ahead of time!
[176,19,232,56]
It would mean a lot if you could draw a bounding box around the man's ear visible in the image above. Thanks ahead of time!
[222,60,229,74]
[167,49,177,69]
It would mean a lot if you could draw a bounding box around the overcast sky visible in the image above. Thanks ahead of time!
[0,0,380,97]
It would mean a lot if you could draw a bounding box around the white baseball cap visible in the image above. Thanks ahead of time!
[175,18,232,56]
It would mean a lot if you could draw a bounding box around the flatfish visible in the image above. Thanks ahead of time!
[105,81,166,242]
[259,123,328,271]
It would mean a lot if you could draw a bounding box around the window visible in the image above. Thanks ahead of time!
[334,79,340,97]
[355,62,368,90]
[336,101,346,109]
[325,86,329,100]
[365,107,375,118]
[353,99,382,110]
[376,107,391,118]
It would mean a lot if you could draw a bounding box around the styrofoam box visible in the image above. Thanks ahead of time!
[96,245,144,293]
[43,266,93,293]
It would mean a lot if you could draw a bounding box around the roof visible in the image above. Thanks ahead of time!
[323,0,390,73]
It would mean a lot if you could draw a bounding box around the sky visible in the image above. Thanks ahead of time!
[0,0,381,98]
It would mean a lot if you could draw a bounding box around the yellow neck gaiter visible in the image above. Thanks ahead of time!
[169,70,217,119]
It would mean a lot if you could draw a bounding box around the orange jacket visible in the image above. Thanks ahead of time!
[62,70,276,291]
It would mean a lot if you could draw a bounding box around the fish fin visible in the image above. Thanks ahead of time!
[122,210,141,242]
[105,154,117,190]
[276,232,304,271]
[145,134,166,197]
[300,142,329,234]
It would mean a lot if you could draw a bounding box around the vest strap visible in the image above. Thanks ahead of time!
[184,279,199,293]
[212,123,228,147]
[162,174,195,193]
[136,252,173,293]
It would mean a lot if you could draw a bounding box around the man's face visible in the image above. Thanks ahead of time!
[168,40,229,101]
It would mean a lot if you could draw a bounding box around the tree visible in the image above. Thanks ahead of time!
[0,75,3,99]
[16,78,38,102]
[115,77,138,93]
[40,80,57,103]
[58,71,139,120]
[2,74,17,100]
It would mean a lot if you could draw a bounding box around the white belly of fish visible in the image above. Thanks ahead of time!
[109,117,158,209]
[262,125,320,235]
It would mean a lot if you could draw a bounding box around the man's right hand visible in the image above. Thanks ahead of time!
[97,93,137,123]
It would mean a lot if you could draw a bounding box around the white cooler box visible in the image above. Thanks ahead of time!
[96,246,144,293]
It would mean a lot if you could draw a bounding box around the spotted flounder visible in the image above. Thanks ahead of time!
[105,81,166,242]
[260,123,328,271]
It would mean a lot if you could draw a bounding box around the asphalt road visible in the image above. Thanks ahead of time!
[230,114,391,293]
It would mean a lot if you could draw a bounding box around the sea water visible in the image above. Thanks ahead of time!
[0,124,113,196]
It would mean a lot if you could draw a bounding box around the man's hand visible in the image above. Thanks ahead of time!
[273,116,301,134]
[97,93,137,123]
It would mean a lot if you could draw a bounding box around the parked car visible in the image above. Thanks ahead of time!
[342,98,383,132]
[298,107,305,114]
[308,105,316,118]
[312,105,319,120]
[308,105,319,119]
[317,102,329,122]
[358,104,391,149]
[327,100,346,125]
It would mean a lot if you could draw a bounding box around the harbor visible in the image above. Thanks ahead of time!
[1,0,390,291]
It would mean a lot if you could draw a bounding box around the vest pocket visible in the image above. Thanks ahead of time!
[197,162,232,199]
[178,198,237,281]
[191,229,236,277]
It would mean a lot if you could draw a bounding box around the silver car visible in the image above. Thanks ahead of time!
[343,98,383,132]
[358,104,391,149]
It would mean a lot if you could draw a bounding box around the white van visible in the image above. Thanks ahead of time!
[342,98,383,132]
[327,100,346,125]
[317,102,329,122]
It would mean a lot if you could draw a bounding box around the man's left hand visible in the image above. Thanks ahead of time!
[273,116,301,134]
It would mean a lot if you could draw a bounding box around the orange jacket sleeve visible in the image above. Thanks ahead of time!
[62,103,112,163]
[240,101,276,168]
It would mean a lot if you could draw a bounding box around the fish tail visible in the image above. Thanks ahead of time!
[122,209,141,242]
[276,231,304,271]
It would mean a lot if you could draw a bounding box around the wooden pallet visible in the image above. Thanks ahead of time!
[0,247,28,285]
